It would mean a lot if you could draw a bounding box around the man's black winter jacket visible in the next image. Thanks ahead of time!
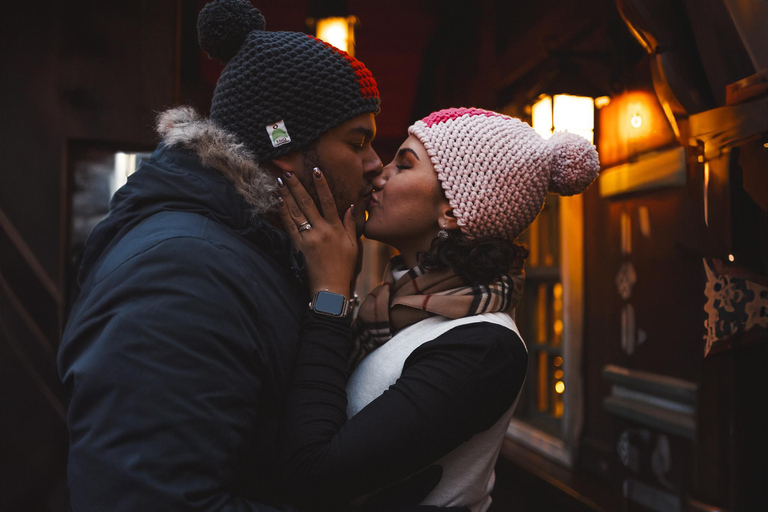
[59,142,306,511]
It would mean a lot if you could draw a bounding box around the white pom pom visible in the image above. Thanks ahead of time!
[547,131,600,196]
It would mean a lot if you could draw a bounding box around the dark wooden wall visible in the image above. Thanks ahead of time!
[1,1,178,509]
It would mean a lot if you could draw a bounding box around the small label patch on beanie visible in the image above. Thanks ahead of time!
[266,120,292,148]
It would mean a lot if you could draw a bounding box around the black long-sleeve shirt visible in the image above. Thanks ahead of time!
[279,312,528,511]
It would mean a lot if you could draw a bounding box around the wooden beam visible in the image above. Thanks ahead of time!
[0,207,60,302]
[0,272,57,361]
[0,325,66,424]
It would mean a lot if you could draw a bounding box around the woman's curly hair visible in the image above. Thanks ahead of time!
[418,230,528,286]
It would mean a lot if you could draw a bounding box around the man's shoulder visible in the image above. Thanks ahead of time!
[91,212,275,286]
[123,210,237,249]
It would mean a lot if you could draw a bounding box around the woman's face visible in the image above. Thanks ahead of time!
[364,134,452,252]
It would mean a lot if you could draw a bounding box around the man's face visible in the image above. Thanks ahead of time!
[299,113,382,235]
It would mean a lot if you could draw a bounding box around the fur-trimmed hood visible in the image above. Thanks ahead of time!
[73,109,306,301]
[156,107,277,214]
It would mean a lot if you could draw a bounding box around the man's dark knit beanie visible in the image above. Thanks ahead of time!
[197,0,380,162]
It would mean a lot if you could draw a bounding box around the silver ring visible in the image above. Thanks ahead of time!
[298,223,312,232]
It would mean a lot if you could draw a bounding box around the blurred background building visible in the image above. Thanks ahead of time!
[1,0,766,510]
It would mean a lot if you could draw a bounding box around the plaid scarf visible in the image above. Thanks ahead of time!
[349,256,525,368]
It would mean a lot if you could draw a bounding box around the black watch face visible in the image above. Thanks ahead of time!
[315,292,345,315]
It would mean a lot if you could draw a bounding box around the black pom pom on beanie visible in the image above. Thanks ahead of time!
[196,0,380,162]
[198,0,266,63]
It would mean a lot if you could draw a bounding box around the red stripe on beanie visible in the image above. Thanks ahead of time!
[421,107,504,128]
[306,35,379,99]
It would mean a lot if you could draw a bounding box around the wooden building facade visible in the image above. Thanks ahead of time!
[1,1,765,510]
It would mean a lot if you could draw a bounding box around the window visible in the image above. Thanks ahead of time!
[63,140,152,311]
[507,192,585,467]
[502,94,593,466]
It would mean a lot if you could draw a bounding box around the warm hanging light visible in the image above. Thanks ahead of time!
[597,90,676,167]
[315,16,357,55]
[531,94,595,143]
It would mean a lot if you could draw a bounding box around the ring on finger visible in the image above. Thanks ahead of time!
[298,223,312,232]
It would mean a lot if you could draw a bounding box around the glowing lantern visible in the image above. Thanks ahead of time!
[597,90,676,167]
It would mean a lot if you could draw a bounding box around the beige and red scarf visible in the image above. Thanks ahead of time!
[349,256,525,368]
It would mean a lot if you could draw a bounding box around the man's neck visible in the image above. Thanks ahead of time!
[262,209,285,232]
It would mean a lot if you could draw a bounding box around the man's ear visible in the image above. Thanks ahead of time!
[270,152,304,177]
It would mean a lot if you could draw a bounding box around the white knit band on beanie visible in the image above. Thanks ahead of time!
[408,107,600,240]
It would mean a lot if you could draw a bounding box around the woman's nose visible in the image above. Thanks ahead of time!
[373,165,395,190]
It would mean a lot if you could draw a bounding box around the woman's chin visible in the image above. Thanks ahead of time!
[362,225,378,241]
[362,221,384,244]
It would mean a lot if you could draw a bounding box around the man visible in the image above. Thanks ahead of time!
[58,1,381,509]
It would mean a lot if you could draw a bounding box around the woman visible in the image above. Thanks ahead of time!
[275,108,599,511]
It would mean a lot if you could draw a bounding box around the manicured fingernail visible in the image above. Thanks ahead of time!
[278,197,285,207]
[350,204,356,215]
[276,177,285,188]
[283,171,293,179]
[313,167,322,179]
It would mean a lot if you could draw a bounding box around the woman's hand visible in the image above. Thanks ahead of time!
[277,167,358,298]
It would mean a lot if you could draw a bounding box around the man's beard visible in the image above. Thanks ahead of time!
[300,145,356,226]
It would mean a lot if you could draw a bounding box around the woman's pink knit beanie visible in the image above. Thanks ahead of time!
[408,107,600,240]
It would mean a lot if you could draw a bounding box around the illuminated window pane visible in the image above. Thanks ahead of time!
[515,195,566,434]
[537,283,548,344]
[537,352,548,412]
[316,17,355,55]
[552,376,564,418]
[531,95,553,139]
[553,282,563,346]
[553,94,595,143]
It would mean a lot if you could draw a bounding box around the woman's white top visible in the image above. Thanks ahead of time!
[346,312,526,512]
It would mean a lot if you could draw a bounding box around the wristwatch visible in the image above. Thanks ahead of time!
[309,290,352,318]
